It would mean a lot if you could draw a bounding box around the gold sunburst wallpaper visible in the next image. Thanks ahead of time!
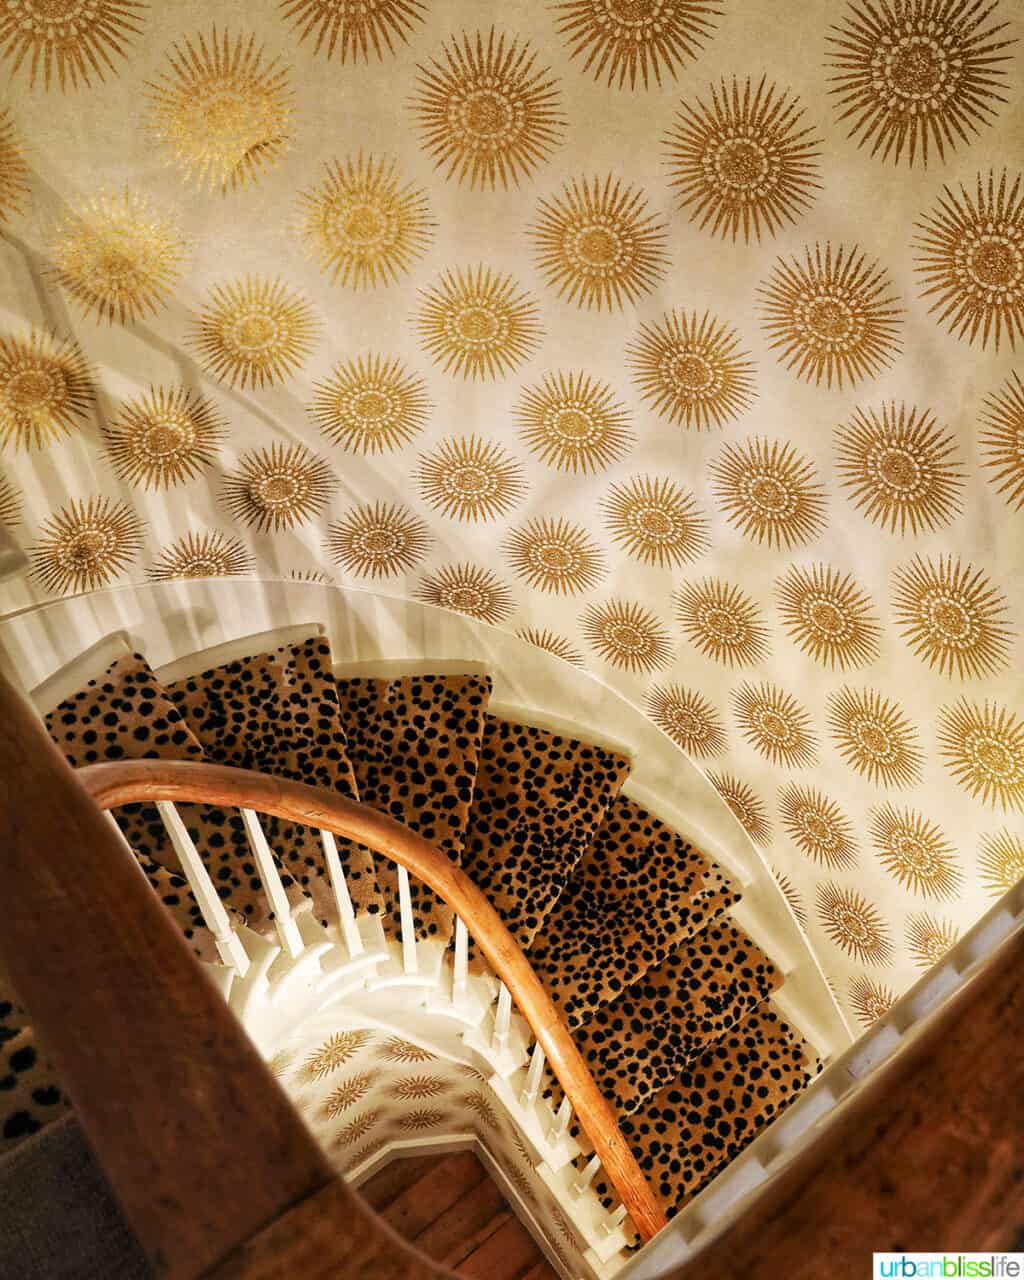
[1,0,1022,1034]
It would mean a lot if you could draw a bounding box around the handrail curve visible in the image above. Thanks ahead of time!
[79,757,670,1243]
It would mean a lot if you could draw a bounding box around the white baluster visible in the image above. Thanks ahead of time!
[240,808,304,959]
[452,917,469,1006]
[397,864,418,976]
[320,829,363,957]
[153,802,249,977]
[572,1155,601,1198]
[550,1096,572,1144]
[521,1043,546,1107]
[492,982,512,1053]
[603,1204,628,1235]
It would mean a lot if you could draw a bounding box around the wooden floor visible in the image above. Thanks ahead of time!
[357,1150,560,1278]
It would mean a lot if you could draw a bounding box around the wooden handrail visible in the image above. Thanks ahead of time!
[78,757,670,1243]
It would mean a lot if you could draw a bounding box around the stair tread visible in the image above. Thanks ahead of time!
[529,792,738,1029]
[460,716,632,952]
[455,1213,544,1279]
[379,1150,485,1238]
[357,1151,444,1211]
[412,1174,507,1265]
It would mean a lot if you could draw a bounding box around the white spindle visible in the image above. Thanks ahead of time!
[240,808,304,958]
[154,802,249,976]
[604,1204,628,1234]
[452,917,469,1005]
[550,1096,572,1143]
[492,982,512,1052]
[320,829,363,957]
[573,1155,601,1198]
[397,864,418,975]
[521,1043,546,1106]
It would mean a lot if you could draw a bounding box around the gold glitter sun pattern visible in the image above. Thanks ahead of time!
[626,309,755,431]
[515,628,584,667]
[553,0,720,91]
[732,681,818,768]
[222,443,335,533]
[280,0,426,65]
[145,28,296,193]
[674,578,770,668]
[773,868,808,928]
[891,554,1012,679]
[414,265,543,381]
[710,437,827,550]
[530,173,669,312]
[504,516,604,595]
[759,241,903,387]
[828,686,923,788]
[979,370,1024,510]
[327,501,430,579]
[869,803,962,899]
[0,477,22,530]
[103,386,227,490]
[415,563,514,626]
[645,683,727,758]
[816,882,893,965]
[146,531,254,582]
[827,0,1014,167]
[192,275,317,389]
[0,0,144,91]
[776,563,881,670]
[515,370,634,473]
[412,28,565,190]
[937,698,1024,811]
[779,783,858,870]
[906,912,959,967]
[665,74,822,242]
[580,599,673,674]
[978,830,1024,897]
[50,187,187,326]
[914,169,1024,351]
[0,328,94,451]
[298,153,434,289]
[602,474,709,568]
[848,975,896,1028]
[417,435,526,522]
[0,110,29,227]
[30,495,145,595]
[707,770,770,845]
[301,1030,373,1082]
[310,354,430,455]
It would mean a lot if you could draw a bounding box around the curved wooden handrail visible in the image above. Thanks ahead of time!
[79,757,670,1243]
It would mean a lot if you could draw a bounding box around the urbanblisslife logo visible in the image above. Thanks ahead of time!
[874,1256,1024,1278]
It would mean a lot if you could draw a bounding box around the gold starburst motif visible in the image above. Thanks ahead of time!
[710,438,826,550]
[145,28,295,193]
[626,309,755,431]
[937,699,1024,811]
[348,1138,388,1169]
[816,882,893,965]
[515,628,584,667]
[310,354,429,456]
[776,563,881,670]
[49,187,187,325]
[827,0,1013,167]
[0,110,29,228]
[0,477,21,530]
[398,1108,447,1132]
[674,578,770,668]
[980,370,1024,510]
[665,75,821,242]
[580,599,673,674]
[848,975,896,1028]
[892,554,1011,679]
[870,804,962,899]
[759,241,903,387]
[978,830,1024,897]
[828,687,923,789]
[602,475,709,569]
[415,265,543,381]
[645,684,726,758]
[327,502,430,580]
[414,564,514,626]
[915,169,1024,350]
[267,1049,293,1080]
[377,1036,435,1064]
[389,1076,450,1101]
[288,569,335,586]
[0,328,94,451]
[193,276,317,390]
[146,531,254,582]
[412,28,565,190]
[906,912,959,967]
[29,496,145,595]
[530,174,668,312]
[222,444,335,533]
[732,682,817,768]
[301,1029,373,1081]
[515,371,634,474]
[298,154,433,290]
[322,1071,374,1119]
[504,516,604,596]
[417,436,526,522]
[707,771,770,845]
[553,1,720,91]
[280,0,426,64]
[772,868,808,928]
[0,0,144,90]
[103,386,227,490]
[835,401,964,536]
[335,1108,382,1148]
[779,784,858,870]
[464,1091,500,1130]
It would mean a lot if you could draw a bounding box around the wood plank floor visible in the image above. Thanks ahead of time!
[357,1150,560,1278]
